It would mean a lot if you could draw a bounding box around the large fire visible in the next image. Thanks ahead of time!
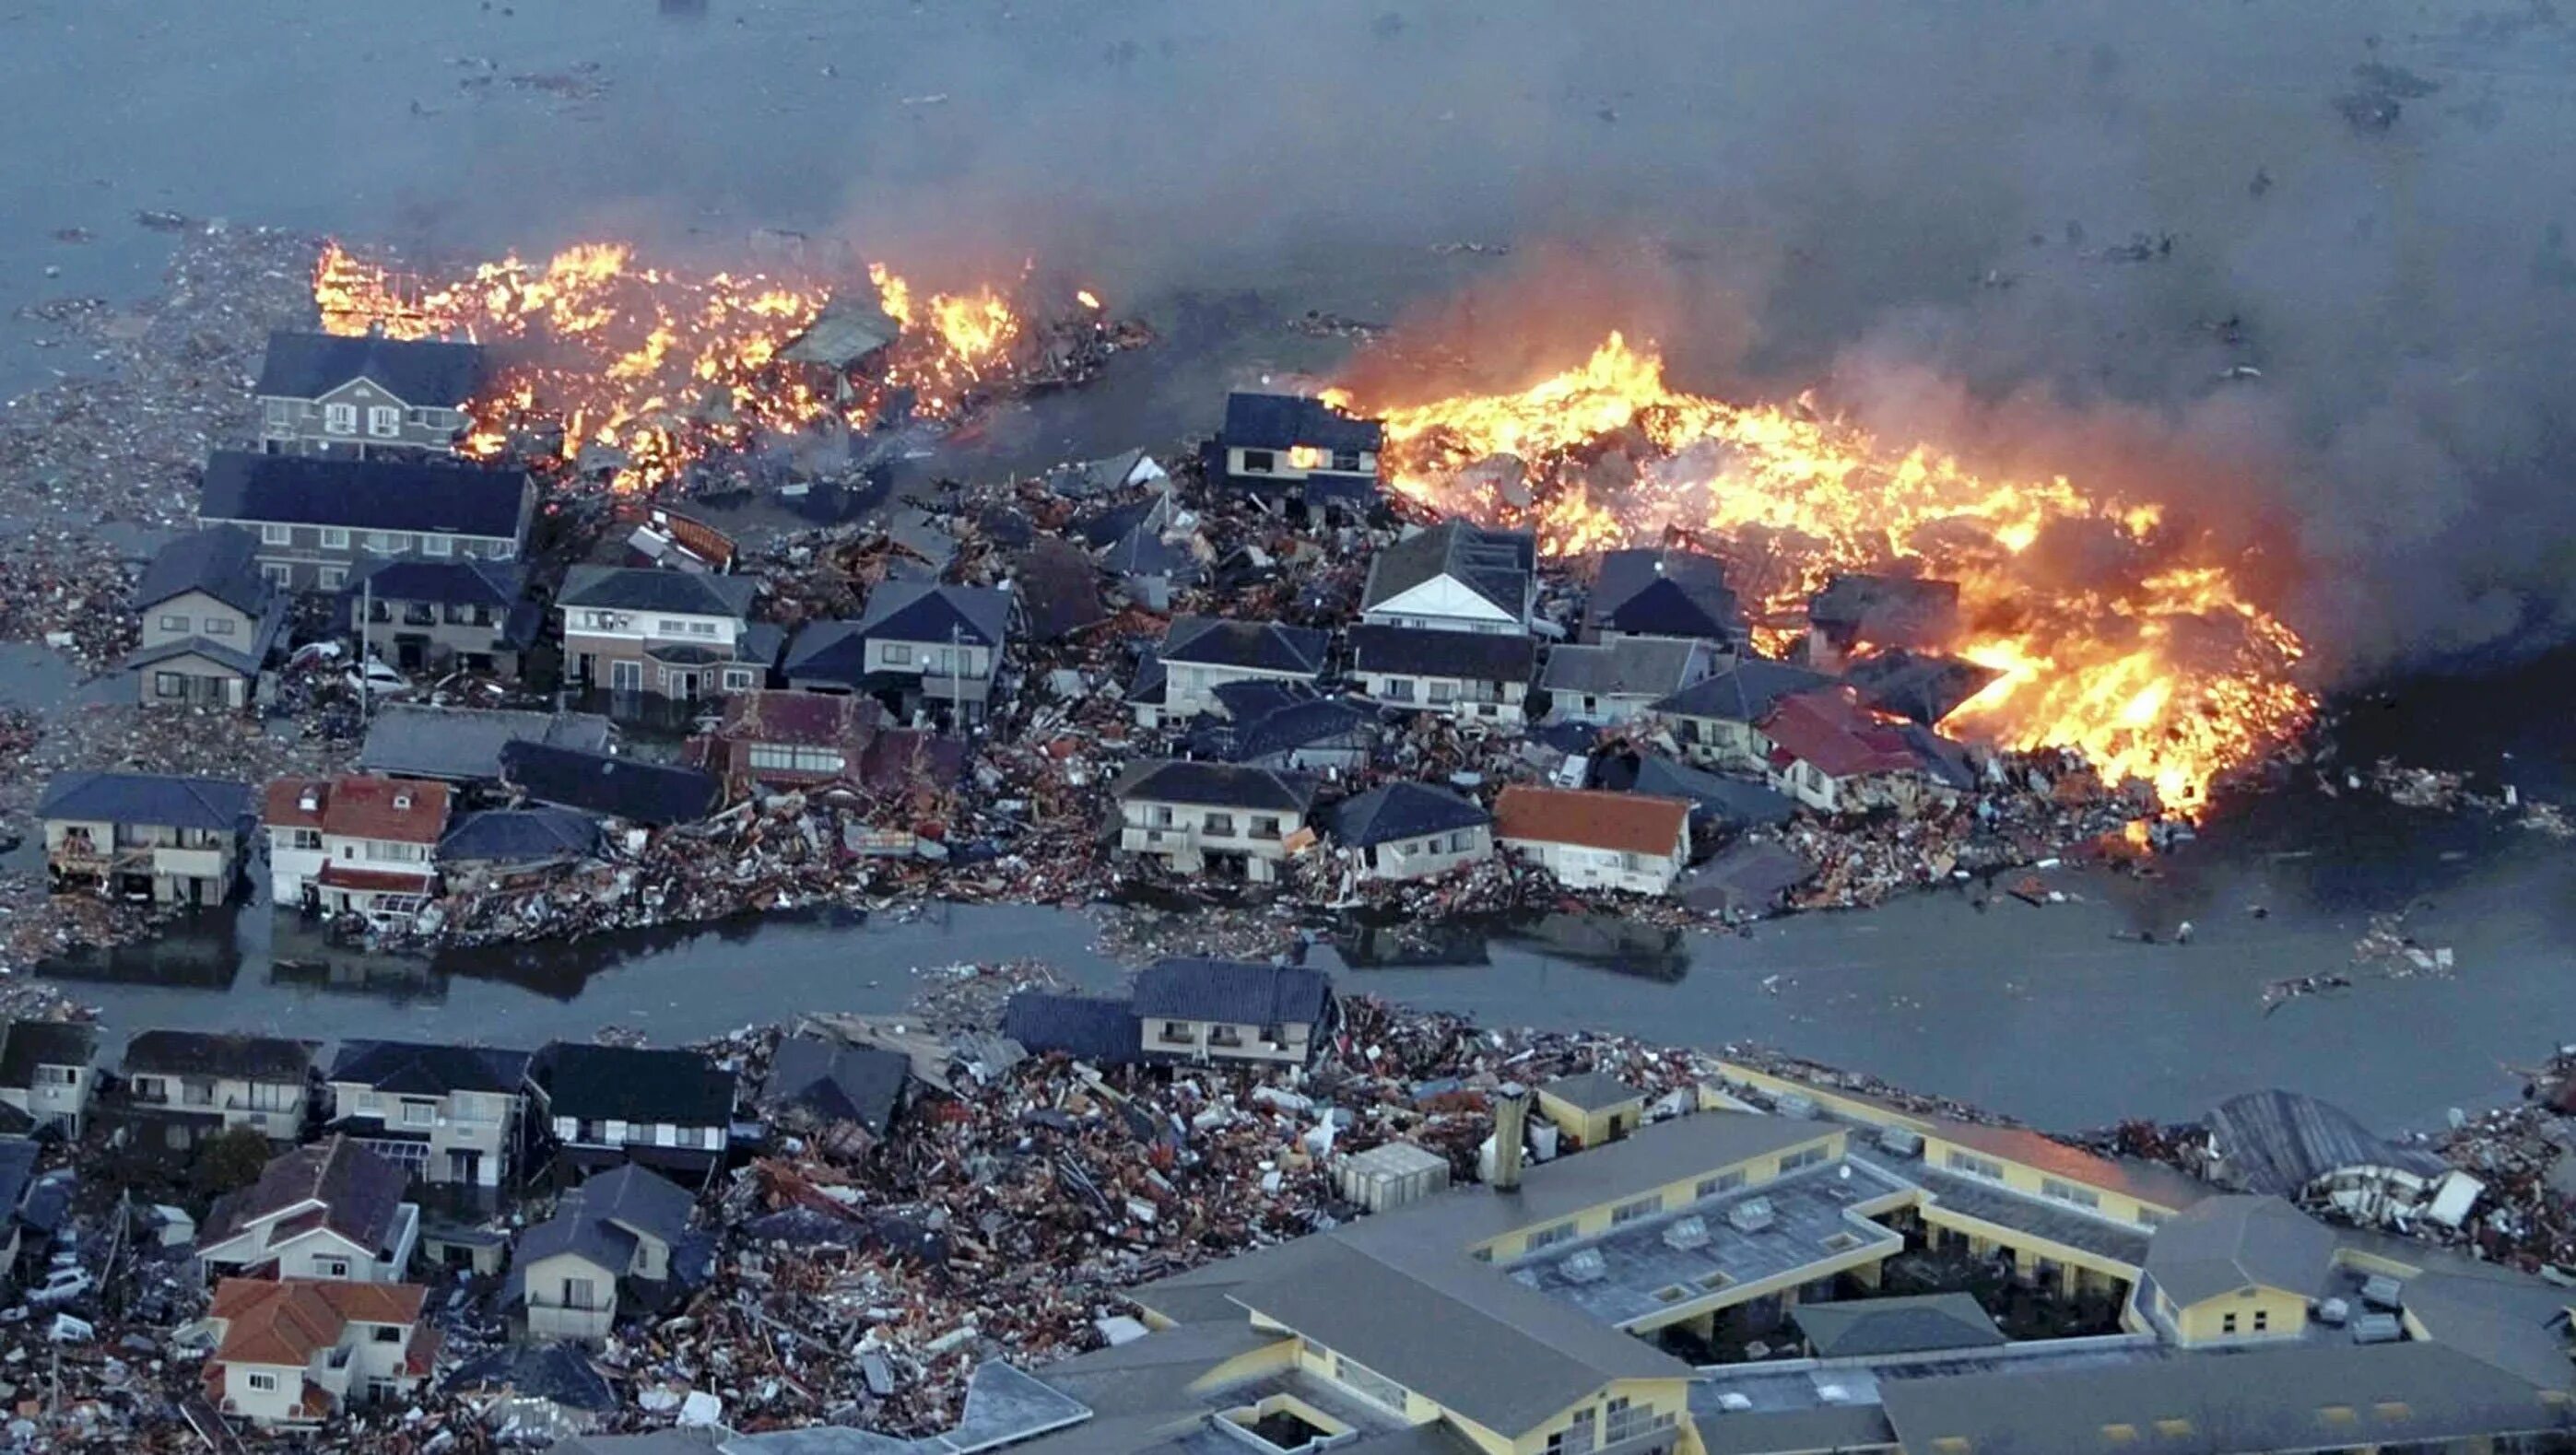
[1328,334,2314,814]
[313,241,1044,490]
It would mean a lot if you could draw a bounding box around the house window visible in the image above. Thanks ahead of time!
[563,1276,598,1309]
[2136,1207,2168,1228]
[262,562,292,585]
[1525,1222,1574,1251]
[1428,680,1455,704]
[2041,1177,2102,1210]
[1159,1020,1193,1042]
[317,1257,350,1279]
[1779,1146,1828,1173]
[130,1076,167,1103]
[884,642,912,664]
[288,827,323,851]
[1203,813,1236,837]
[2253,1309,2269,1332]
[261,522,293,546]
[246,1372,279,1392]
[249,1082,300,1111]
[722,668,755,691]
[1334,449,1361,472]
[263,399,294,426]
[1250,816,1282,840]
[321,527,349,549]
[1148,805,1174,827]
[421,534,452,557]
[488,541,514,560]
[324,403,358,434]
[153,672,185,699]
[33,1066,76,1087]
[371,1324,402,1343]
[2222,1312,2239,1335]
[401,1100,435,1126]
[367,405,400,438]
[1241,449,1275,474]
[157,613,189,633]
[1696,1170,1747,1200]
[1382,676,1415,702]
[1611,1195,1663,1225]
[1944,1150,2005,1180]
[365,532,394,553]
[205,616,237,636]
[317,567,345,590]
[1330,1353,1406,1413]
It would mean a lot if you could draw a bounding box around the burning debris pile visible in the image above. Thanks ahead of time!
[1328,334,2316,815]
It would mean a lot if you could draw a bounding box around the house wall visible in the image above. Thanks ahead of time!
[1118,798,1308,882]
[201,517,524,594]
[1140,1015,1312,1065]
[1286,1335,1688,1455]
[1469,1126,1850,1262]
[123,1073,306,1142]
[360,598,518,674]
[268,830,328,906]
[1535,1091,1644,1151]
[221,1360,314,1425]
[1549,691,1665,729]
[2172,1285,2312,1344]
[1150,660,1311,724]
[1356,670,1527,728]
[563,611,758,701]
[1503,835,1687,898]
[330,1083,519,1187]
[225,1224,411,1284]
[522,1250,619,1343]
[44,816,240,903]
[138,651,256,710]
[1361,576,1524,635]
[261,378,468,457]
[1663,714,1771,775]
[0,1062,93,1136]
[1225,444,1377,490]
[1359,825,1493,882]
[547,1113,727,1162]
[142,589,258,651]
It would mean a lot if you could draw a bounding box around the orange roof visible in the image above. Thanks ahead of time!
[263,776,450,843]
[1494,785,1689,855]
[210,1278,427,1367]
[1925,1118,2212,1211]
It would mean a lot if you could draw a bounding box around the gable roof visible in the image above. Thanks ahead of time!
[764,1038,910,1132]
[1328,781,1490,849]
[1158,616,1328,675]
[1792,1292,2005,1358]
[558,565,755,619]
[1132,959,1332,1027]
[534,1042,735,1125]
[438,806,603,865]
[327,1040,531,1097]
[1536,1070,1642,1112]
[210,1276,426,1367]
[2205,1089,2449,1198]
[1229,698,1373,764]
[0,1021,98,1090]
[780,621,870,684]
[1626,757,1796,827]
[200,450,529,539]
[121,1029,313,1082]
[1650,659,1836,722]
[442,1342,619,1412]
[851,581,1012,649]
[358,705,613,783]
[568,1161,696,1245]
[348,556,524,610]
[256,329,493,405]
[500,743,718,827]
[1110,759,1320,814]
[264,775,452,842]
[1002,992,1145,1066]
[1221,392,1383,453]
[508,1206,640,1288]
[1364,522,1534,618]
[1540,638,1704,698]
[1585,548,1741,640]
[203,1135,408,1254]
[133,524,272,616]
[37,771,252,831]
[1348,623,1539,681]
[1843,649,2000,726]
[1759,687,1921,780]
[2143,1193,2337,1307]
[1493,785,1689,855]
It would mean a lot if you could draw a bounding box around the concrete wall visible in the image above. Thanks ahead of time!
[2173,1285,2311,1344]
[1503,837,1685,897]
[1535,1091,1644,1150]
[1360,826,1493,882]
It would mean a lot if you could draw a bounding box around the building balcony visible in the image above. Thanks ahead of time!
[154,845,231,880]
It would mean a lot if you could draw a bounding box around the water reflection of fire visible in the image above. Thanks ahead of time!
[1328,334,2315,815]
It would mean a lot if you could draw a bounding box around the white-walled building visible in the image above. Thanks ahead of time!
[198,1278,432,1426]
[265,775,452,921]
[1360,522,1538,635]
[1494,785,1693,898]
[198,1135,419,1284]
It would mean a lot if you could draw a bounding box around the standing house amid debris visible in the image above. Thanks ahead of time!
[761,1038,912,1139]
[198,1276,436,1426]
[1582,546,1747,651]
[1326,780,1495,883]
[112,1030,315,1149]
[1759,686,1964,815]
[1348,623,1538,729]
[1128,616,1330,727]
[558,566,768,705]
[254,329,492,458]
[198,1134,420,1284]
[1361,521,1539,635]
[1542,637,1719,728]
[527,1042,735,1182]
[325,1040,532,1191]
[794,581,1015,726]
[2131,1193,2337,1345]
[1217,391,1383,506]
[506,1161,697,1344]
[1534,1072,1647,1150]
[1206,682,1376,774]
[265,775,451,921]
[127,524,289,709]
[1494,785,1693,897]
[1112,760,1322,884]
[1648,659,1836,775]
[198,451,535,593]
[37,770,253,905]
[347,557,536,677]
[1134,959,1335,1067]
[0,1020,99,1138]
[439,807,603,886]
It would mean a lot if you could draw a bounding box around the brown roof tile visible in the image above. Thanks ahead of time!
[1493,785,1689,856]
[262,776,450,843]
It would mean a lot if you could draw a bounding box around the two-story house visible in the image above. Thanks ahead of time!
[254,329,493,458]
[1348,624,1538,728]
[38,770,253,905]
[1125,616,1329,728]
[1112,759,1321,884]
[1647,660,1837,775]
[113,1030,315,1149]
[198,1134,420,1283]
[265,775,452,921]
[505,1162,696,1344]
[1360,521,1538,634]
[324,1040,532,1191]
[782,581,1013,726]
[198,1277,435,1426]
[1759,686,1970,815]
[125,525,288,710]
[1134,958,1335,1067]
[1582,546,1747,650]
[527,1042,736,1183]
[198,451,535,593]
[0,1020,99,1137]
[1541,637,1718,727]
[1216,391,1383,505]
[1494,785,1694,898]
[347,557,535,678]
[557,566,770,705]
[1325,780,1495,884]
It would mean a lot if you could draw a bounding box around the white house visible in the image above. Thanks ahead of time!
[197,1135,420,1284]
[324,1040,531,1191]
[198,1278,433,1426]
[557,566,768,704]
[113,1030,315,1148]
[1360,521,1538,635]
[265,775,452,921]
[506,1163,696,1344]
[1325,781,1496,883]
[1129,616,1330,726]
[1218,392,1382,505]
[254,330,492,459]
[1111,760,1322,884]
[1541,638,1716,727]
[1133,959,1335,1067]
[1347,624,1537,729]
[0,1020,99,1137]
[1493,785,1693,898]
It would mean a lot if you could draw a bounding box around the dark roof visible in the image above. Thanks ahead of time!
[558,565,755,619]
[200,450,529,539]
[124,637,264,676]
[439,806,603,865]
[1074,493,1169,550]
[1683,839,1817,916]
[0,1139,37,1221]
[327,1040,532,1097]
[1652,658,1840,722]
[1791,1292,2005,1358]
[1159,616,1328,675]
[1363,522,1534,618]
[1348,624,1538,681]
[1542,639,1706,698]
[1328,781,1490,849]
[203,1135,407,1252]
[1844,649,1999,725]
[1110,759,1320,813]
[1014,538,1108,641]
[763,1038,910,1133]
[256,330,493,405]
[851,581,1012,649]
[2143,1194,2338,1306]
[500,743,719,827]
[1628,757,1796,827]
[1229,698,1372,764]
[1003,992,1144,1065]
[37,771,252,831]
[1807,573,1958,643]
[1585,548,1742,640]
[534,1042,735,1125]
[508,1208,640,1289]
[569,1161,696,1245]
[348,557,524,609]
[2205,1089,2449,1198]
[358,705,614,783]
[780,621,869,684]
[120,1029,313,1081]
[442,1343,619,1412]
[1537,1070,1641,1111]
[1132,959,1333,1027]
[0,1022,98,1090]
[1221,392,1383,453]
[133,524,271,616]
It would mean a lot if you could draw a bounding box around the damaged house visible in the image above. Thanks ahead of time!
[1542,637,1719,728]
[1200,681,1376,774]
[356,704,614,787]
[761,1038,912,1144]
[438,807,603,887]
[500,742,720,828]
[1648,659,1836,775]
[38,770,253,906]
[1348,623,1538,729]
[1759,686,1970,815]
[1495,784,1694,898]
[1135,959,1336,1067]
[1325,780,1495,883]
[0,1020,98,1138]
[254,329,492,459]
[1128,616,1329,728]
[1112,760,1321,884]
[1805,573,1959,672]
[324,1040,532,1191]
[528,1042,736,1183]
[1215,391,1383,507]
[1842,648,2000,727]
[784,581,1013,727]
[1360,520,1539,635]
[506,1162,697,1344]
[2204,1089,2464,1226]
[197,1134,419,1284]
[126,524,288,710]
[1076,483,1197,610]
[694,689,884,790]
[558,566,770,708]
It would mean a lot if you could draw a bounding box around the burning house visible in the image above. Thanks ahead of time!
[1213,390,1384,507]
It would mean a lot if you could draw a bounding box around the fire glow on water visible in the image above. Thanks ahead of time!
[1328,334,2316,815]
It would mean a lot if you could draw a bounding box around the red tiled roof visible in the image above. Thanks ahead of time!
[1493,785,1689,855]
[209,1278,427,1367]
[1759,687,1919,780]
[316,862,437,894]
[263,776,450,843]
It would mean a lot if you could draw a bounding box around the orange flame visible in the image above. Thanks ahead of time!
[1328,333,2314,814]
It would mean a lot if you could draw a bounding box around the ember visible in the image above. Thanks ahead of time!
[1328,334,2315,813]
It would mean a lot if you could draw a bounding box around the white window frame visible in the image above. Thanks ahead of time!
[261,522,293,546]
[488,540,515,560]
[321,527,349,549]
[324,403,358,434]
[366,405,401,439]
[317,567,345,590]
[246,1371,279,1392]
[204,615,237,636]
[421,534,453,557]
